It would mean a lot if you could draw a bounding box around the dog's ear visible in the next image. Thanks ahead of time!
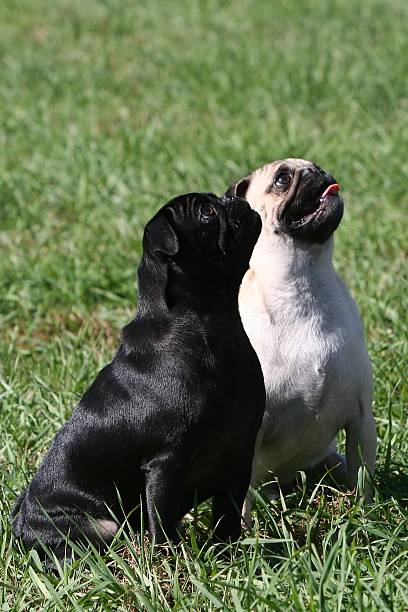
[225,176,251,199]
[144,215,179,257]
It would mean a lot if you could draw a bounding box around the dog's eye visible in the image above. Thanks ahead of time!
[202,204,216,217]
[274,172,292,188]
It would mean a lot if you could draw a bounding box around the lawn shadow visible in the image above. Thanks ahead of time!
[376,465,408,507]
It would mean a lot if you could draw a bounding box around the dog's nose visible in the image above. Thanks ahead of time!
[224,196,251,218]
[221,195,250,213]
[303,166,319,177]
[304,166,337,185]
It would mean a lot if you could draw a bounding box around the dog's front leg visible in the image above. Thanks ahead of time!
[142,454,185,544]
[213,459,252,542]
[241,426,266,529]
[242,492,254,529]
[345,400,377,499]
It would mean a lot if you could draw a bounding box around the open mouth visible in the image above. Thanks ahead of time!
[290,183,340,227]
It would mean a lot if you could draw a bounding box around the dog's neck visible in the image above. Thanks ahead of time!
[166,265,241,317]
[245,226,337,313]
[137,253,240,319]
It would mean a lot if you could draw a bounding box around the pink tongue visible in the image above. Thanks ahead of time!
[321,183,340,198]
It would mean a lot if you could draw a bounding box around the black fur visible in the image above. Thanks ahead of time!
[11,192,265,564]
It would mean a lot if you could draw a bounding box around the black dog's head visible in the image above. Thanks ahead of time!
[226,158,343,244]
[140,193,261,310]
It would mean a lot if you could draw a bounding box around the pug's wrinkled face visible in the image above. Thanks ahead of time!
[226,158,344,244]
[144,192,261,281]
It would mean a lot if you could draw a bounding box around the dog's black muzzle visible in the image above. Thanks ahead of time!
[281,165,343,243]
[220,195,261,248]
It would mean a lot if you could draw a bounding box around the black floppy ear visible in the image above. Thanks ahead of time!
[224,175,251,199]
[145,215,179,257]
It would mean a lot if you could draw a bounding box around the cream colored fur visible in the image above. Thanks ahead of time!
[236,159,377,522]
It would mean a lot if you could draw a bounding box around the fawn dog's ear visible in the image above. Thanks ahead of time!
[144,214,179,257]
[224,175,251,199]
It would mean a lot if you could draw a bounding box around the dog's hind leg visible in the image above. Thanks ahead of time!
[305,440,347,486]
[12,504,118,568]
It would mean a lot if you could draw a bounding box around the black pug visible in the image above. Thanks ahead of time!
[11,192,265,564]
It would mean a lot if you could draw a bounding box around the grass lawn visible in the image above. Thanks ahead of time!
[1,0,407,609]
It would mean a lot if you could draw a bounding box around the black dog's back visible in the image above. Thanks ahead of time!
[11,193,264,564]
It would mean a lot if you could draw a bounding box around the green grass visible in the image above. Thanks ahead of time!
[1,0,407,609]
